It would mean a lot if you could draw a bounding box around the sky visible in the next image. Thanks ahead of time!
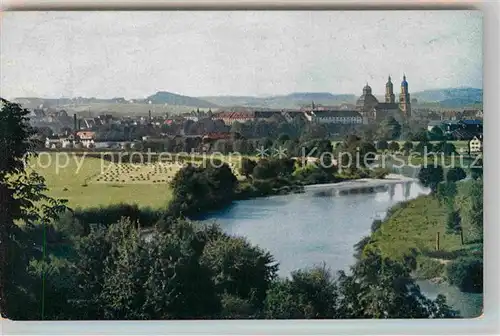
[0,10,483,99]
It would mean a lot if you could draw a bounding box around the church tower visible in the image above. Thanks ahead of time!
[385,75,395,103]
[399,74,411,119]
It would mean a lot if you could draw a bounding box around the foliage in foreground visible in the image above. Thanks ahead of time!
[7,216,460,320]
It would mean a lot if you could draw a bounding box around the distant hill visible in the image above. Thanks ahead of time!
[12,87,483,113]
[200,92,357,108]
[412,88,482,108]
[142,91,218,108]
[12,97,129,109]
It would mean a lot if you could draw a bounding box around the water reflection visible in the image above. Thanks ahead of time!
[204,181,482,318]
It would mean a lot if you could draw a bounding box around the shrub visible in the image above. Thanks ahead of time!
[446,256,483,293]
[376,140,389,151]
[353,236,371,260]
[416,257,445,279]
[403,141,414,152]
[446,210,461,234]
[446,167,467,183]
[388,141,400,152]
[371,219,383,233]
[370,168,390,179]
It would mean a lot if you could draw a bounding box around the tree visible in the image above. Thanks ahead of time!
[454,180,483,241]
[336,251,457,318]
[402,141,414,154]
[264,266,338,319]
[33,126,54,138]
[168,163,238,217]
[429,126,444,141]
[277,133,291,143]
[337,136,376,172]
[0,98,67,318]
[377,116,402,140]
[252,158,296,180]
[417,165,444,193]
[446,167,467,182]
[70,218,222,319]
[240,158,257,178]
[201,235,278,311]
[233,139,252,154]
[446,210,462,234]
[213,139,232,154]
[353,236,371,260]
[388,141,400,152]
[446,256,483,293]
[470,158,483,180]
[411,128,429,142]
[434,141,456,156]
[300,124,329,142]
[376,140,389,151]
[415,141,433,155]
[60,126,73,136]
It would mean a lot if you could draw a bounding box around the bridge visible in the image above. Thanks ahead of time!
[304,174,418,198]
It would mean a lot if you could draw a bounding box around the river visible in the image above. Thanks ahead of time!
[202,179,483,318]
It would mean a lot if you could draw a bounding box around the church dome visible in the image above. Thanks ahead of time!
[401,75,408,87]
[356,83,379,112]
[363,83,372,95]
[386,75,393,86]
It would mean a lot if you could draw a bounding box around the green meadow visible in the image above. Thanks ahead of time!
[30,153,173,209]
[29,152,249,209]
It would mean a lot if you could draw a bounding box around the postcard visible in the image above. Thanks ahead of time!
[0,10,483,322]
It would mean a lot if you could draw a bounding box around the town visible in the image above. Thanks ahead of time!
[27,75,483,155]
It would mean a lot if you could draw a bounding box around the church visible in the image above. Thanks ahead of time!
[356,75,411,124]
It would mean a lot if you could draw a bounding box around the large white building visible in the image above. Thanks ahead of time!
[303,110,363,124]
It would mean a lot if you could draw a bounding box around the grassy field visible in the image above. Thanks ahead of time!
[30,152,246,209]
[364,194,482,279]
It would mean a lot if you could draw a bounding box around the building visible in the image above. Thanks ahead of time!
[459,119,483,136]
[468,136,483,153]
[441,120,462,134]
[356,75,411,124]
[202,132,232,142]
[45,136,73,149]
[303,110,363,124]
[213,111,255,125]
[76,131,96,148]
[441,110,459,121]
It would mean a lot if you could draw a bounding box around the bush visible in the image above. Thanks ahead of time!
[437,182,457,202]
[416,257,445,279]
[470,158,483,180]
[370,168,390,179]
[353,236,371,260]
[388,141,400,152]
[403,141,414,152]
[446,167,466,182]
[252,179,274,196]
[418,165,444,193]
[376,140,389,151]
[415,141,433,154]
[446,256,483,293]
[371,219,383,233]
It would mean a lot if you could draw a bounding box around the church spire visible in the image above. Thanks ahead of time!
[399,74,411,119]
[385,74,395,104]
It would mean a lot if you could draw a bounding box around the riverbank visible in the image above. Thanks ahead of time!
[361,179,483,299]
[304,173,415,191]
